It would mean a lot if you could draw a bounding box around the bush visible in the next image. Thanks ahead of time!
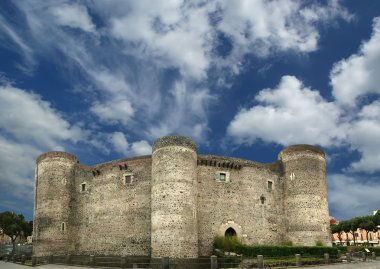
[315,240,324,246]
[214,236,241,252]
[334,245,380,256]
[214,237,339,258]
[234,245,338,258]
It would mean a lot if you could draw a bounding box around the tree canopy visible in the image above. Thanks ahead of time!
[330,210,380,246]
[0,211,32,253]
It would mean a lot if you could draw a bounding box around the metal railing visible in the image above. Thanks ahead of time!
[2,251,377,268]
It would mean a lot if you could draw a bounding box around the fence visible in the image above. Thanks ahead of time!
[2,251,377,268]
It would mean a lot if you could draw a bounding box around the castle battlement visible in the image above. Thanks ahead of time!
[33,135,331,258]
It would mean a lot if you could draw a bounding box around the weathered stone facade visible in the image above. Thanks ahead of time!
[33,135,331,258]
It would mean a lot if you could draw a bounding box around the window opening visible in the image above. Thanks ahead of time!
[219,173,226,182]
[125,175,132,184]
[61,222,65,232]
[260,195,266,205]
[267,181,273,191]
[81,183,86,192]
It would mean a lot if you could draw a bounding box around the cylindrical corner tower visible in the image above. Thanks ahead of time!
[33,151,77,256]
[279,145,331,246]
[151,136,198,258]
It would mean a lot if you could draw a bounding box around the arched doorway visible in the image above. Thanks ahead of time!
[225,227,237,237]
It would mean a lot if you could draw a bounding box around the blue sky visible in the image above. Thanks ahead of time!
[0,0,379,222]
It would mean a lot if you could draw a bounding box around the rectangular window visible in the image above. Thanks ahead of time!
[125,175,132,184]
[61,222,65,232]
[81,183,86,192]
[219,173,226,182]
[267,181,273,191]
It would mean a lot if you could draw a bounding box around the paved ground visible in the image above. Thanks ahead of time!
[2,261,380,269]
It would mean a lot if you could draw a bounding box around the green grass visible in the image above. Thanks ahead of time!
[24,260,32,266]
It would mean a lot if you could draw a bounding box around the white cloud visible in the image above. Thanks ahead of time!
[0,14,35,73]
[0,84,85,214]
[90,98,134,126]
[108,0,351,80]
[0,136,37,215]
[144,81,214,141]
[0,84,82,149]
[331,17,380,107]
[49,3,96,33]
[328,174,380,220]
[109,132,151,157]
[130,140,151,156]
[0,136,37,194]
[347,101,380,173]
[228,17,380,173]
[227,76,344,146]
[5,0,351,145]
[110,1,212,79]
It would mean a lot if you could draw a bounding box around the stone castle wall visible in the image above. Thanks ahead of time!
[33,136,331,258]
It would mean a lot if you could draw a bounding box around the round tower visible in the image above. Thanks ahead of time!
[33,151,77,256]
[151,136,198,258]
[278,145,331,246]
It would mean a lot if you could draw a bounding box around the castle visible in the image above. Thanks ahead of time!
[33,135,331,258]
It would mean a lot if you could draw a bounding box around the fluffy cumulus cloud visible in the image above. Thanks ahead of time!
[0,84,82,149]
[227,74,380,173]
[331,17,380,107]
[109,132,151,156]
[0,84,84,212]
[227,76,344,146]
[216,0,351,59]
[328,174,380,220]
[347,101,380,173]
[228,17,380,174]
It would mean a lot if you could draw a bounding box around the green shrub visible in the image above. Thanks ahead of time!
[315,240,324,246]
[334,245,380,255]
[234,245,338,258]
[214,236,241,252]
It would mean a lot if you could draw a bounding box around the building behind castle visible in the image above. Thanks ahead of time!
[33,136,331,258]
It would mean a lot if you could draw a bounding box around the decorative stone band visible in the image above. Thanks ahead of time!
[36,151,78,164]
[152,135,197,152]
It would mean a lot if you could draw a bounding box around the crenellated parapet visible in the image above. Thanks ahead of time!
[36,151,78,164]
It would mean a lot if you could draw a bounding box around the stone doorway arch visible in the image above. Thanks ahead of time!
[225,227,237,237]
[218,220,242,239]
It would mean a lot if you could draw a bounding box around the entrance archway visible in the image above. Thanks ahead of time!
[225,227,237,237]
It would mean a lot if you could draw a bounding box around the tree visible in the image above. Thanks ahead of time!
[349,217,362,246]
[359,215,377,243]
[0,211,32,254]
[340,220,352,245]
[331,223,344,245]
[373,210,380,226]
